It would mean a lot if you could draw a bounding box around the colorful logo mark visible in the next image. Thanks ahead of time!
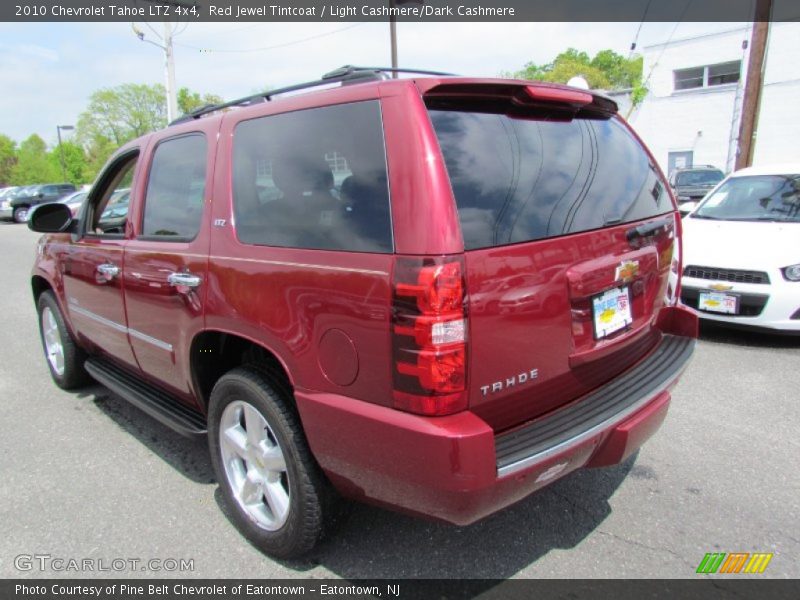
[696,552,773,574]
[615,260,640,283]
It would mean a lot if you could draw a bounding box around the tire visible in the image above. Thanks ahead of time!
[208,367,327,558]
[13,205,29,223]
[37,291,90,389]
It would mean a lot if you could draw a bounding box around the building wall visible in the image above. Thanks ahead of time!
[629,23,800,175]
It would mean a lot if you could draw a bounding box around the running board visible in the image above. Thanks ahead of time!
[85,357,207,436]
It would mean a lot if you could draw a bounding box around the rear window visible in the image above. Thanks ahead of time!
[232,100,392,253]
[427,109,668,250]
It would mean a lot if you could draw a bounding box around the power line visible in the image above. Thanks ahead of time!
[629,0,653,56]
[175,23,365,54]
[641,0,695,90]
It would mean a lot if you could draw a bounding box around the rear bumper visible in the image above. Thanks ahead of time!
[296,332,695,526]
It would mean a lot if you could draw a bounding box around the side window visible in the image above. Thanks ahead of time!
[232,100,392,253]
[141,134,207,239]
[89,153,138,237]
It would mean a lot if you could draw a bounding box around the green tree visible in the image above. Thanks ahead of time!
[76,83,168,149]
[0,134,17,186]
[83,134,118,183]
[48,140,89,184]
[11,134,59,185]
[177,87,224,115]
[511,48,644,99]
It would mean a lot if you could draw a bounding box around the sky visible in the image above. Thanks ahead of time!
[0,20,747,146]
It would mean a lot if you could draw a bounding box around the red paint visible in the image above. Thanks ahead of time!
[523,85,593,105]
[586,391,671,468]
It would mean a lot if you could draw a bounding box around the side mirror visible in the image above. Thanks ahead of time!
[28,202,75,233]
[37,192,44,199]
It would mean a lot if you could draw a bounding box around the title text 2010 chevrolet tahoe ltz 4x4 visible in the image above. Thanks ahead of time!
[29,67,697,558]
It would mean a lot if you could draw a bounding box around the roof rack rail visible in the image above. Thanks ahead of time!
[168,65,455,126]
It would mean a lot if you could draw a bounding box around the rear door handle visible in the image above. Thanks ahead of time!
[167,272,202,289]
[96,263,120,278]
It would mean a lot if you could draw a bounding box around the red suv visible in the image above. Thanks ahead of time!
[29,67,697,558]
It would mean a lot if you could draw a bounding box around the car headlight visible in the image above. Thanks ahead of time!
[782,264,800,281]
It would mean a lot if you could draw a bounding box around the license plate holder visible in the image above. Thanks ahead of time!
[592,286,633,339]
[698,291,739,314]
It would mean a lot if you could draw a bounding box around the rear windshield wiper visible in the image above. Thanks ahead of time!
[625,216,673,242]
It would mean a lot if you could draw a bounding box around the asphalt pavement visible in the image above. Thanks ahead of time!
[0,222,798,580]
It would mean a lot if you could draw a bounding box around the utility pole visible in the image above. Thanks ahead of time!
[390,1,425,78]
[133,22,180,122]
[163,22,178,122]
[389,2,398,78]
[735,0,771,170]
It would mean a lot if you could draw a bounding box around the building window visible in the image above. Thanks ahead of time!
[674,60,741,91]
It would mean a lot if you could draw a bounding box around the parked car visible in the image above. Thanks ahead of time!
[8,182,77,222]
[0,186,33,220]
[58,191,89,218]
[681,163,800,333]
[669,165,724,204]
[0,186,19,199]
[28,66,697,558]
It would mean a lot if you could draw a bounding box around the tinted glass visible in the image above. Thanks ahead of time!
[142,134,206,239]
[428,110,668,250]
[232,101,392,253]
[694,175,800,222]
[91,155,137,236]
[676,170,724,186]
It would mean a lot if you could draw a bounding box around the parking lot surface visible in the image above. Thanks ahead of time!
[1,222,798,579]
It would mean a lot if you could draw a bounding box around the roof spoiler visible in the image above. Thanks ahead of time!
[422,81,618,119]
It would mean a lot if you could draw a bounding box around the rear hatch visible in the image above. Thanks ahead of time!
[423,82,678,432]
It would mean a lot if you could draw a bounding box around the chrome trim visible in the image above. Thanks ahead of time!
[43,246,387,276]
[167,272,202,288]
[68,299,173,352]
[68,302,127,334]
[129,328,173,352]
[495,339,696,478]
[211,255,388,276]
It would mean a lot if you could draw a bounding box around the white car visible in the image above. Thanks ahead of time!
[680,163,800,333]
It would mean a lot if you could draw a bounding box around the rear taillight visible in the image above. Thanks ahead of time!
[672,213,683,304]
[392,256,468,416]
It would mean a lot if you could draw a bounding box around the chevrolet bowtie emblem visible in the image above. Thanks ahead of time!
[709,283,734,291]
[615,260,640,283]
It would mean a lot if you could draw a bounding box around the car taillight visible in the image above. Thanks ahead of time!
[672,212,683,304]
[392,256,467,416]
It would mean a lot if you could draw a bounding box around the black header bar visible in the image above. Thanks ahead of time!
[4,0,800,23]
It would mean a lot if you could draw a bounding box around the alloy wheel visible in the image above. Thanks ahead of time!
[41,307,65,376]
[219,400,291,530]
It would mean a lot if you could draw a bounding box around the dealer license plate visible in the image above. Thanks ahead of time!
[592,287,633,339]
[698,291,739,314]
